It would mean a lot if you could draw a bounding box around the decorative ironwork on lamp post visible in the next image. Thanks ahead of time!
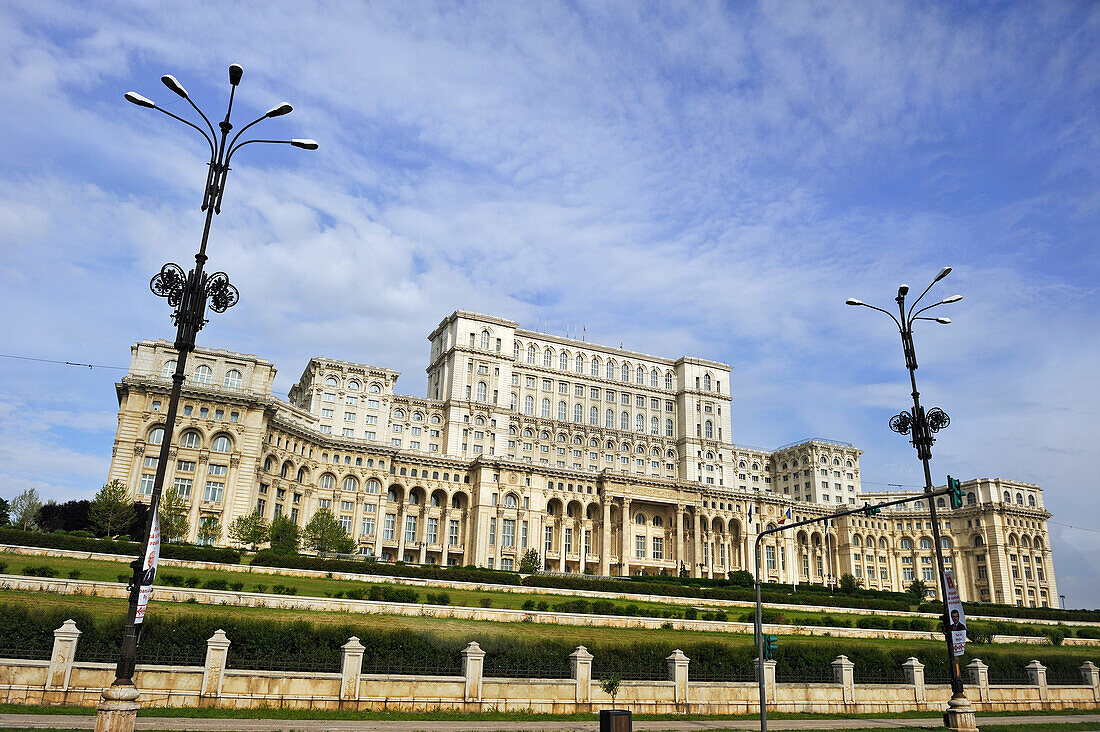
[847,268,977,729]
[97,64,315,731]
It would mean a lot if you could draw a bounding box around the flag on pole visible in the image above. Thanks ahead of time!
[778,508,792,525]
[748,505,753,525]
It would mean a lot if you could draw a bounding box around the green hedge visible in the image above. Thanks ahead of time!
[0,528,240,565]
[250,551,523,586]
[918,599,1100,624]
[0,602,1089,683]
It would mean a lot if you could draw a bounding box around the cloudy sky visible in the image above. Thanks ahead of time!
[0,2,1097,606]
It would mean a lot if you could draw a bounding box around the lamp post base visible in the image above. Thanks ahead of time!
[94,683,140,732]
[943,693,978,732]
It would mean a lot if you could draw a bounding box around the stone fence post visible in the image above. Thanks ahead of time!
[967,658,989,703]
[340,636,365,701]
[901,657,925,704]
[200,630,230,698]
[666,649,689,706]
[1080,661,1099,702]
[752,658,776,702]
[832,655,855,704]
[1025,660,1048,702]
[461,641,485,703]
[570,645,593,705]
[46,620,81,691]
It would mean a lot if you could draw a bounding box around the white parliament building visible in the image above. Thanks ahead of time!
[107,311,1059,608]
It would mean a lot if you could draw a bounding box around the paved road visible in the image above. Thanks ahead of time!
[3,714,1100,731]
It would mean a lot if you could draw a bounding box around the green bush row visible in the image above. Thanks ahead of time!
[1,602,1091,683]
[918,600,1100,624]
[0,528,241,564]
[250,550,522,586]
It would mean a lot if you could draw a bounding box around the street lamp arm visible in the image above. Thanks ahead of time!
[226,113,272,156]
[145,105,216,161]
[225,138,317,167]
[906,278,940,321]
[850,300,902,330]
[911,297,961,321]
[183,96,218,144]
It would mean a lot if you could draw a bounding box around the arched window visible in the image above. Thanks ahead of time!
[703,373,711,391]
[605,409,615,428]
[704,420,713,439]
[476,382,487,402]
[606,360,616,380]
[180,430,201,449]
[264,457,274,472]
[665,372,673,389]
[369,383,382,394]
[636,366,645,384]
[387,487,398,502]
[393,409,405,419]
[480,330,490,349]
[224,369,243,389]
[651,416,659,434]
[590,357,600,376]
[451,493,464,508]
[474,416,484,426]
[590,406,599,425]
[1003,490,1011,503]
[513,341,520,359]
[635,513,645,525]
[211,435,231,453]
[430,492,441,507]
[541,398,551,418]
[576,355,584,373]
[967,492,976,505]
[280,462,291,478]
[936,497,946,508]
[365,478,380,494]
[431,414,441,424]
[919,537,933,550]
[900,538,913,550]
[557,401,567,420]
[347,380,360,392]
[504,493,518,508]
[1016,493,1024,505]
[560,352,569,370]
[510,393,518,411]
[940,537,951,549]
[650,369,659,387]
[666,419,673,437]
[620,411,629,431]
[343,476,358,492]
[1028,494,1036,507]
[193,365,212,384]
[527,345,536,364]
[148,427,165,445]
[524,396,534,415]
[635,413,644,432]
[621,363,630,381]
[318,474,335,490]
[574,403,583,423]
[412,412,423,422]
[161,360,176,378]
[653,515,663,527]
[636,445,645,454]
[408,492,420,505]
[543,348,553,367]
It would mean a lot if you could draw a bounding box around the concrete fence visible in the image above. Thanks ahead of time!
[1,621,1099,714]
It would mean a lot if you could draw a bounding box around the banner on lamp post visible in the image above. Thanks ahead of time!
[943,568,967,657]
[135,512,161,624]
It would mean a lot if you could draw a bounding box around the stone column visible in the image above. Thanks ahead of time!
[1080,661,1099,702]
[1026,659,1048,701]
[396,506,407,562]
[753,658,776,701]
[901,657,925,703]
[201,630,231,698]
[94,684,140,732]
[461,641,485,703]
[46,620,81,692]
[967,658,990,702]
[600,500,611,576]
[692,510,702,578]
[558,519,567,572]
[832,655,855,704]
[666,649,689,706]
[340,636,365,701]
[441,507,450,567]
[675,505,685,575]
[418,512,428,564]
[570,645,593,704]
[620,498,631,577]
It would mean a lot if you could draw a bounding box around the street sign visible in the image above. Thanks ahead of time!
[943,569,966,657]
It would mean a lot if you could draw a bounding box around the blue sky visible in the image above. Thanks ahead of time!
[1,1,1097,607]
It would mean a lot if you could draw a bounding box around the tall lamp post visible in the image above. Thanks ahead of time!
[95,65,315,732]
[847,267,977,732]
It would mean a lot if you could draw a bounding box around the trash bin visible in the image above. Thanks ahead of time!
[599,708,632,732]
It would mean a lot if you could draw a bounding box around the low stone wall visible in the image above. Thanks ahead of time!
[3,543,1091,629]
[2,621,1099,714]
[0,574,944,641]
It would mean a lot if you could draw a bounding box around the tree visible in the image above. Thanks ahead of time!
[10,488,42,531]
[839,572,863,594]
[302,508,353,556]
[228,513,270,550]
[269,515,300,555]
[0,497,9,525]
[907,578,930,600]
[518,549,540,574]
[89,480,135,537]
[197,516,222,546]
[728,569,754,587]
[600,675,621,710]
[36,499,91,533]
[158,488,190,543]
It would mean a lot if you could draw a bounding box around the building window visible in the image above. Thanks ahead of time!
[545,525,553,553]
[193,365,212,384]
[224,369,243,389]
[204,481,224,503]
[652,536,663,560]
[427,517,439,544]
[448,519,459,546]
[384,513,396,540]
[635,535,645,558]
[405,515,417,543]
[489,517,497,545]
[503,518,516,547]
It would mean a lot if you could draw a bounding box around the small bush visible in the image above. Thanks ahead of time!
[67,569,81,579]
[479,597,493,608]
[344,587,366,601]
[160,573,184,587]
[1075,626,1100,639]
[253,584,266,594]
[117,572,130,584]
[683,608,698,620]
[592,600,614,615]
[202,578,229,591]
[537,601,549,611]
[184,576,200,589]
[0,561,8,574]
[380,586,417,604]
[23,565,59,578]
[425,592,451,606]
[856,616,891,629]
[909,618,933,631]
[661,621,674,629]
[522,599,536,611]
[229,581,244,592]
[714,611,728,622]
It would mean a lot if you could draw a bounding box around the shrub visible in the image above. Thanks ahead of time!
[202,578,229,591]
[425,592,451,606]
[661,621,674,629]
[856,616,891,629]
[253,584,266,594]
[714,611,728,622]
[160,573,184,587]
[683,608,698,620]
[184,576,200,589]
[728,570,754,587]
[229,581,244,592]
[344,587,366,601]
[22,565,59,578]
[0,560,8,574]
[251,550,521,586]
[0,528,240,564]
[1076,627,1100,639]
[479,597,493,608]
[909,618,933,631]
[522,599,536,611]
[537,601,549,612]
[117,573,130,584]
[381,586,417,604]
[592,600,615,615]
[67,569,81,579]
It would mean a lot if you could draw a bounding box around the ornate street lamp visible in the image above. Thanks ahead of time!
[96,64,315,732]
[847,267,977,731]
